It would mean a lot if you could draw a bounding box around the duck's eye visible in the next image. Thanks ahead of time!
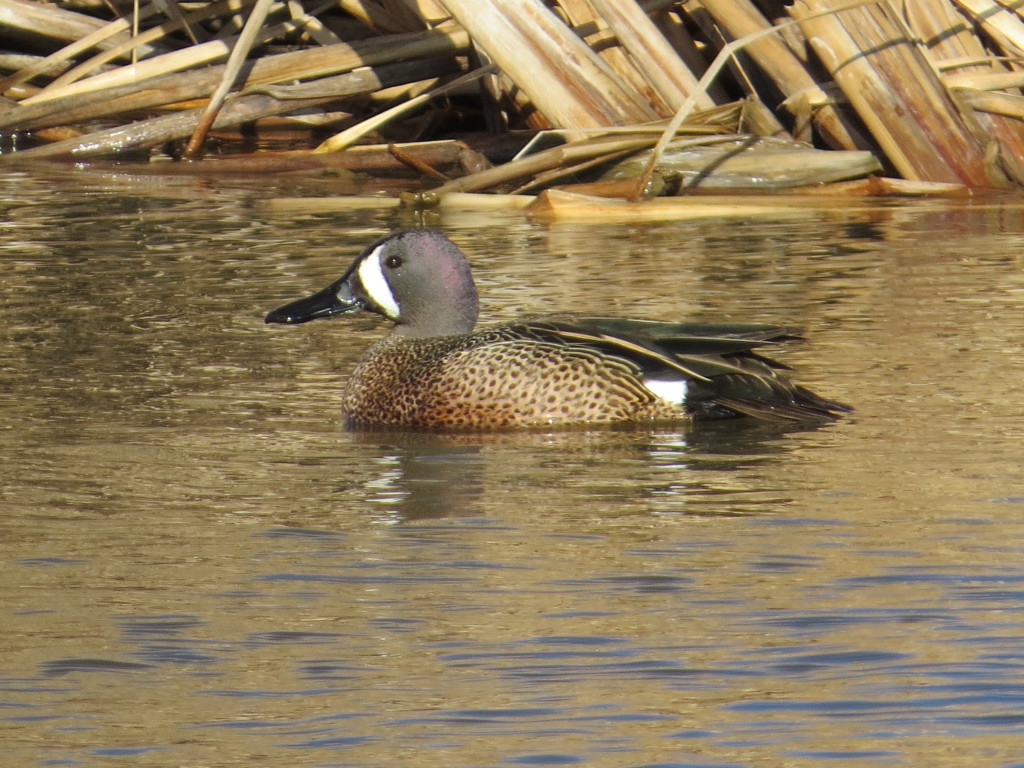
[384,255,403,269]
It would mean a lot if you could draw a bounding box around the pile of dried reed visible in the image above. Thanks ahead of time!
[2,0,1024,202]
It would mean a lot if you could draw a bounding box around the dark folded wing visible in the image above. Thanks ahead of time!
[510,316,851,422]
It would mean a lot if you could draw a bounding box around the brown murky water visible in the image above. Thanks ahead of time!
[3,167,1024,767]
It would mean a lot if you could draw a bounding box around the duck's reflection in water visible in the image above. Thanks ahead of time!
[347,419,831,522]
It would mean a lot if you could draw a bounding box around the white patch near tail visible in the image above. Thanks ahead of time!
[643,378,688,404]
[356,245,401,319]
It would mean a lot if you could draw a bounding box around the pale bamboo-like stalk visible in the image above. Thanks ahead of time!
[4,59,452,161]
[0,1,161,92]
[528,188,837,222]
[314,64,495,153]
[184,0,275,158]
[285,0,342,45]
[24,5,292,104]
[945,70,1024,90]
[905,0,1024,185]
[558,0,671,115]
[427,134,659,194]
[13,25,468,120]
[336,0,399,31]
[655,9,728,98]
[400,0,450,24]
[958,87,1024,119]
[698,0,860,150]
[588,0,714,112]
[439,0,657,127]
[951,0,1024,57]
[792,0,1003,186]
[40,0,256,94]
[0,32,467,133]
[630,0,879,200]
[0,0,147,49]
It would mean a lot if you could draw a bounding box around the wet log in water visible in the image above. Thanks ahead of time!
[2,0,1024,199]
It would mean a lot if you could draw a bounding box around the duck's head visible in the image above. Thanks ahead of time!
[265,229,479,338]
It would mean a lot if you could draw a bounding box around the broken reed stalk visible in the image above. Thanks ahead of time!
[558,0,674,116]
[792,0,1005,186]
[629,1,874,199]
[316,0,710,168]
[587,0,713,113]
[906,0,1024,185]
[952,0,1024,58]
[314,63,496,152]
[426,134,660,194]
[439,0,659,127]
[0,0,165,93]
[183,0,275,158]
[697,0,861,150]
[25,10,312,104]
[36,0,256,97]
[2,0,1020,194]
[528,188,843,222]
[0,27,470,132]
[0,0,156,52]
[2,59,456,160]
[959,87,1024,119]
[626,0,1011,201]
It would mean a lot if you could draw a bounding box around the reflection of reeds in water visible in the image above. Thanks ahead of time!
[3,0,1024,192]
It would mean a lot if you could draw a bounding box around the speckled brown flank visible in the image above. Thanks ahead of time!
[342,333,685,429]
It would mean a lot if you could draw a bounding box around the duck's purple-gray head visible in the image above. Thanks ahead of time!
[265,229,480,338]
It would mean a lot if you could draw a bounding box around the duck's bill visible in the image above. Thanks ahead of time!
[264,280,363,324]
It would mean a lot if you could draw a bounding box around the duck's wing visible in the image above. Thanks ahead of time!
[510,316,851,422]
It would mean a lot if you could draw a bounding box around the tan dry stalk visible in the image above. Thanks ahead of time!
[25,5,294,104]
[265,197,402,213]
[438,0,658,127]
[338,0,405,32]
[951,0,1024,57]
[558,0,673,115]
[184,0,276,157]
[426,192,536,210]
[388,143,451,179]
[426,134,659,194]
[904,0,1024,185]
[528,188,855,221]
[314,64,495,152]
[698,0,860,150]
[0,1,162,92]
[958,87,1024,119]
[4,59,453,161]
[38,0,257,95]
[945,70,1024,90]
[121,139,486,176]
[1,26,470,130]
[0,0,152,50]
[507,100,742,163]
[792,0,1005,186]
[587,0,714,112]
[510,144,660,193]
[400,0,451,25]
[285,0,343,45]
[630,0,881,200]
[654,8,732,105]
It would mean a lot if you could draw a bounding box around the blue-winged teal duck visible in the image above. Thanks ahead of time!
[265,229,850,429]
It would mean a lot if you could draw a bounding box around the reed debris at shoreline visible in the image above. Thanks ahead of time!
[2,0,1024,200]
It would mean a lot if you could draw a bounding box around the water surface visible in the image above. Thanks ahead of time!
[2,168,1024,766]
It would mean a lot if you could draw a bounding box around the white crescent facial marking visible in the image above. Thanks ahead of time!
[643,378,688,404]
[355,244,401,319]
